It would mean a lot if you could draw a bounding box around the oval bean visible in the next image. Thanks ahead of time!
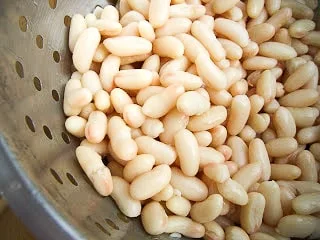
[141,201,168,235]
[166,195,191,217]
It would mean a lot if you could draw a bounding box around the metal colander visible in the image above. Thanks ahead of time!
[0,0,174,239]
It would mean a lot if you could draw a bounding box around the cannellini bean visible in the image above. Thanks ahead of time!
[165,216,205,238]
[191,21,226,62]
[204,163,230,183]
[259,42,297,61]
[266,8,292,32]
[176,33,209,63]
[248,113,270,134]
[187,106,227,132]
[273,28,292,45]
[159,108,189,145]
[65,116,87,138]
[225,226,250,240]
[196,54,227,90]
[108,116,137,161]
[210,125,227,148]
[110,88,133,114]
[247,0,265,18]
[240,192,265,234]
[123,104,145,128]
[153,36,184,59]
[138,20,155,42]
[101,5,119,21]
[198,15,214,30]
[190,194,223,223]
[199,147,225,168]
[169,3,206,20]
[76,146,113,196]
[166,195,191,217]
[215,18,249,48]
[242,41,260,60]
[273,107,296,137]
[115,69,153,90]
[136,86,164,106]
[248,23,275,44]
[118,21,139,36]
[279,185,296,216]
[160,56,191,75]
[85,111,107,144]
[247,8,268,29]
[239,125,256,143]
[265,137,298,157]
[69,14,87,53]
[310,143,320,162]
[291,39,309,55]
[170,167,208,201]
[100,55,120,92]
[227,95,251,136]
[221,6,243,22]
[258,181,283,227]
[217,179,248,206]
[130,164,171,200]
[155,17,192,38]
[79,103,96,119]
[212,0,240,14]
[292,192,320,215]
[160,71,202,91]
[227,136,248,168]
[141,201,168,235]
[278,180,320,194]
[232,163,262,191]
[276,214,318,238]
[141,118,164,138]
[123,154,155,182]
[92,19,122,37]
[152,184,174,201]
[126,0,149,18]
[135,136,177,165]
[296,150,318,182]
[265,0,281,15]
[296,125,320,144]
[251,232,277,240]
[207,89,233,107]
[177,91,210,117]
[229,79,248,96]
[217,145,232,161]
[142,84,185,118]
[271,164,301,180]
[218,38,243,60]
[203,221,225,240]
[93,43,108,63]
[281,0,314,19]
[142,54,160,72]
[243,57,278,71]
[194,131,212,147]
[94,90,111,113]
[279,89,319,107]
[111,176,141,217]
[149,0,170,28]
[261,128,277,143]
[80,139,108,156]
[301,31,320,48]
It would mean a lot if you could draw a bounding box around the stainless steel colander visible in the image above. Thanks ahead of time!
[0,0,173,239]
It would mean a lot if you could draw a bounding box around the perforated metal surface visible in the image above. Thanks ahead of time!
[0,0,171,239]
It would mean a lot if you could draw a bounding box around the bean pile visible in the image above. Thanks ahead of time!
[64,0,320,239]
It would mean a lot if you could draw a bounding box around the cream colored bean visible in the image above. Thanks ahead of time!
[198,15,214,30]
[73,28,100,73]
[191,21,225,62]
[141,201,168,235]
[153,36,184,59]
[169,3,206,20]
[303,62,318,89]
[227,95,251,136]
[126,0,149,18]
[85,14,96,30]
[273,28,292,45]
[152,184,174,201]
[302,31,320,48]
[91,19,122,37]
[187,106,227,132]
[142,54,160,72]
[278,180,320,194]
[135,136,177,165]
[215,18,249,48]
[104,36,152,57]
[170,167,208,201]
[177,91,210,117]
[159,108,189,145]
[76,146,113,196]
[212,0,240,14]
[266,138,298,158]
[123,154,155,183]
[217,145,232,162]
[273,107,296,137]
[155,17,192,38]
[225,226,250,240]
[111,176,141,217]
[195,53,227,90]
[258,182,283,228]
[251,233,277,240]
[101,5,119,21]
[93,43,109,63]
[100,55,120,92]
[276,214,318,238]
[204,163,229,183]
[248,113,270,134]
[210,125,227,148]
[266,8,292,32]
[249,95,264,115]
[175,129,200,176]
[176,33,209,63]
[265,0,281,15]
[69,14,87,53]
[215,216,235,230]
[224,67,243,89]
[291,39,308,55]
[218,38,242,60]
[166,196,191,217]
[115,69,153,90]
[110,88,133,114]
[207,89,232,108]
[279,185,295,216]
[94,90,110,113]
[247,8,268,29]
[165,216,205,238]
[229,79,248,96]
[281,0,314,19]
[137,21,155,42]
[107,142,129,166]
[217,179,248,206]
[270,164,301,181]
[259,42,297,61]
[284,61,316,92]
[292,192,320,215]
[81,139,108,156]
[310,143,320,162]
[149,0,170,28]
[141,118,164,138]
[65,116,87,138]
[248,23,275,44]
[258,224,290,240]
[65,87,92,112]
[247,0,265,18]
[118,21,139,36]
[297,125,320,144]
[204,221,225,240]
[199,147,225,168]
[123,104,145,128]
[221,6,243,22]
[279,89,319,107]
[85,111,108,144]
[240,192,265,234]
[227,136,248,168]
[243,57,278,71]
[233,163,262,191]
[130,164,171,200]
[242,41,260,59]
[160,71,202,91]
[79,103,96,119]
[296,150,318,182]
[160,56,190,76]
[119,0,131,17]
[136,86,164,106]
[143,84,184,118]
[275,83,285,98]
[261,128,277,143]
[194,131,212,147]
